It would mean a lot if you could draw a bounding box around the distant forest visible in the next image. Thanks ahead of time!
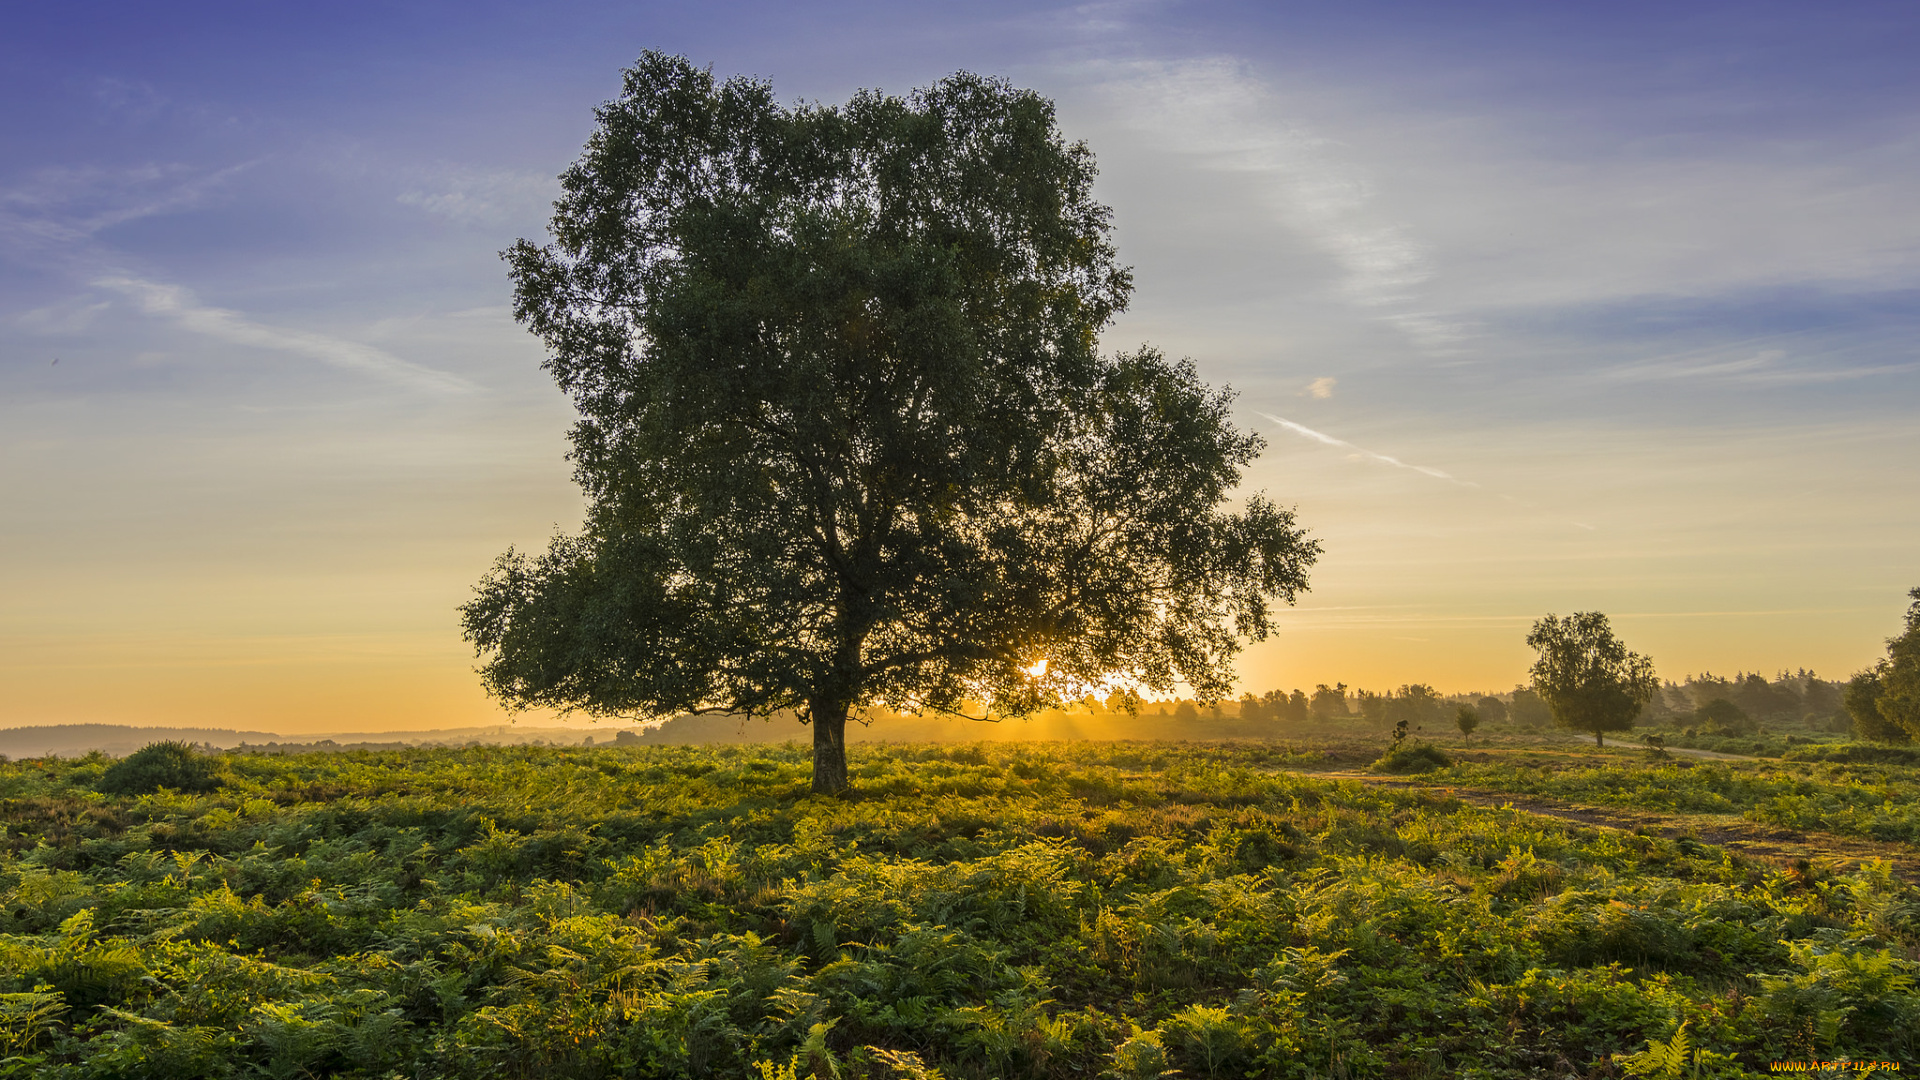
[0,672,1849,759]
[624,669,1851,746]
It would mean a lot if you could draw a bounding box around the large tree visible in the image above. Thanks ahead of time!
[1848,587,1920,743]
[1877,588,1920,740]
[1525,612,1658,746]
[461,54,1319,793]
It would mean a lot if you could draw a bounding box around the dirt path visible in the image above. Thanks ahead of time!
[1662,745,1762,762]
[1306,770,1920,882]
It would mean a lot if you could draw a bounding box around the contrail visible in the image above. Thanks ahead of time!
[1259,412,1604,533]
[98,275,478,395]
[1258,413,1478,488]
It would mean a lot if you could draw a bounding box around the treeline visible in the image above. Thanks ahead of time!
[620,670,1856,747]
[1640,670,1851,736]
[1231,684,1538,730]
[1170,668,1852,740]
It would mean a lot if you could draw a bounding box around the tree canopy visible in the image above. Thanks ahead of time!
[1509,686,1552,728]
[1877,587,1920,739]
[1472,694,1508,725]
[462,54,1319,793]
[1525,612,1658,746]
[1695,697,1757,736]
[1847,587,1920,744]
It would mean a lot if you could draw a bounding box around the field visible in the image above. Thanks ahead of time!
[2,735,1917,1078]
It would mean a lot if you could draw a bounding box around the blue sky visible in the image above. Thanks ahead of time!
[4,1,1917,732]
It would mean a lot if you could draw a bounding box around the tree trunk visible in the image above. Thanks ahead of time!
[812,706,850,795]
[1595,730,1604,747]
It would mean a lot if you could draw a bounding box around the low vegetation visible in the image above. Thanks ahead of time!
[2,737,1916,1078]
[94,741,225,796]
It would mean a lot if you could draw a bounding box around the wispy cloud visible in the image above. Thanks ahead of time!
[92,78,171,123]
[0,162,256,253]
[96,276,478,395]
[13,300,112,335]
[1069,56,1468,350]
[397,166,553,227]
[1258,412,1477,487]
[1602,344,1918,386]
[1304,376,1336,399]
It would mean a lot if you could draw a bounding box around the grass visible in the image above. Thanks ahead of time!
[0,734,1916,1078]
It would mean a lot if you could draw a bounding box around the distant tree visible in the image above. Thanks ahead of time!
[1843,666,1898,741]
[1850,664,1912,737]
[1384,685,1442,731]
[1455,705,1480,745]
[1800,673,1843,720]
[1877,587,1920,741]
[1473,695,1508,726]
[1354,690,1387,728]
[1173,701,1201,725]
[1509,687,1552,729]
[1526,612,1658,747]
[1731,673,1796,722]
[1637,683,1676,721]
[1286,689,1310,724]
[1310,683,1350,722]
[1696,698,1757,736]
[1683,674,1734,712]
[1255,689,1283,725]
[461,54,1319,794]
[1238,692,1263,724]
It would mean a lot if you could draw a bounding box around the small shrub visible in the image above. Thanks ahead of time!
[1372,743,1453,774]
[96,741,222,795]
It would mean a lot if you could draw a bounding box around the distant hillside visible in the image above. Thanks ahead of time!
[0,724,280,759]
[232,725,647,754]
[0,723,650,758]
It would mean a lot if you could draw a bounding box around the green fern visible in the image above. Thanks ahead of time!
[1614,1022,1692,1079]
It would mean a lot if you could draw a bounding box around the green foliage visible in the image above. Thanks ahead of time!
[1751,936,1920,1060]
[1845,666,1908,743]
[1473,695,1508,725]
[1,740,1916,1077]
[1372,743,1454,774]
[1310,684,1350,722]
[1509,687,1552,729]
[1612,1021,1734,1078]
[0,988,66,1062]
[1695,698,1757,736]
[1455,706,1480,744]
[1527,612,1659,745]
[1383,684,1442,730]
[1449,756,1920,844]
[1784,742,1920,766]
[96,740,222,795]
[1616,1021,1690,1078]
[464,54,1318,793]
[1875,587,1920,740]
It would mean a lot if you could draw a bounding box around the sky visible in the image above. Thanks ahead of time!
[3,0,1917,734]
